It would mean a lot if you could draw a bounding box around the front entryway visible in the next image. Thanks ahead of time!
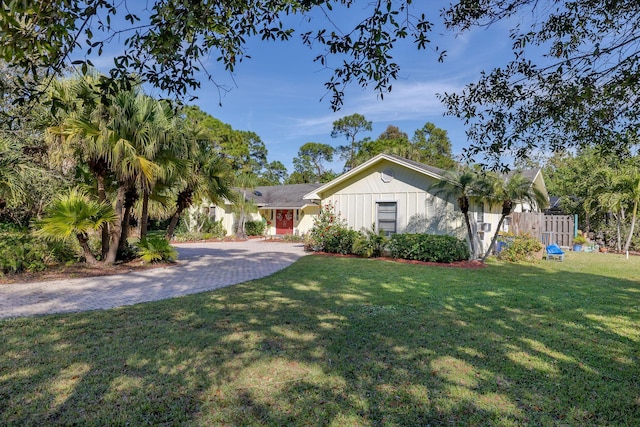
[275,209,294,234]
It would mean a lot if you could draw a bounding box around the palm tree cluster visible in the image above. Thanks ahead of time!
[432,167,547,261]
[41,73,233,264]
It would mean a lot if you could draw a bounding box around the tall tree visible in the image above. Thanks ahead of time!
[233,172,258,239]
[331,114,372,171]
[259,161,289,186]
[164,121,234,240]
[412,122,456,169]
[292,142,335,183]
[431,168,483,259]
[621,167,640,253]
[0,2,433,112]
[440,1,640,168]
[480,173,548,262]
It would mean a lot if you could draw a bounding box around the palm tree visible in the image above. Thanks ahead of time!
[104,90,165,261]
[39,188,117,264]
[0,138,26,210]
[431,167,482,259]
[481,173,548,262]
[622,166,640,253]
[233,172,258,239]
[48,74,117,259]
[164,124,234,240]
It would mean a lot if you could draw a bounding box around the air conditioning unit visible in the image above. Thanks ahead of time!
[481,223,492,232]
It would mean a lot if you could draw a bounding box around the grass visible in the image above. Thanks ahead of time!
[1,252,639,426]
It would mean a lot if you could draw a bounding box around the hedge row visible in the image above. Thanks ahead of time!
[388,233,470,263]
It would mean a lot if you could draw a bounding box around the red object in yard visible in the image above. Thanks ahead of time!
[275,209,294,234]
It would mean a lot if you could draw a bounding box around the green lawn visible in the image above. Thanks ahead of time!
[2,253,639,426]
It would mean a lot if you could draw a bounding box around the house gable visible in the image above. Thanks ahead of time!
[304,154,465,236]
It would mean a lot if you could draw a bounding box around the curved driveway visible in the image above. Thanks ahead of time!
[0,240,307,319]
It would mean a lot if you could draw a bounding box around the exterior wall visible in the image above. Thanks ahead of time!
[318,159,466,239]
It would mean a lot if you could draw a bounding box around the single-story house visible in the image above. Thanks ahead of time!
[202,183,323,237]
[196,153,549,253]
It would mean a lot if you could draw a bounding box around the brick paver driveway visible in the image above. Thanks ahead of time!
[0,240,307,319]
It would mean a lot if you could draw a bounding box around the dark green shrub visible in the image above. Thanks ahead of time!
[135,236,178,263]
[324,228,359,254]
[498,233,542,262]
[352,225,387,258]
[0,225,77,274]
[245,220,266,236]
[308,203,358,254]
[388,233,470,263]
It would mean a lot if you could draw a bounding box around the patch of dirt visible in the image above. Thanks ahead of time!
[0,260,176,285]
[313,252,486,269]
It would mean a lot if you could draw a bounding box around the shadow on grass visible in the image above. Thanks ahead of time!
[1,256,639,425]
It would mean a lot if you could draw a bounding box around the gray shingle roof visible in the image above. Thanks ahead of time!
[249,183,323,208]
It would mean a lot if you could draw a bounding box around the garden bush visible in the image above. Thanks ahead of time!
[352,225,387,258]
[174,217,226,241]
[245,220,266,236]
[497,233,542,262]
[0,224,77,274]
[388,233,470,263]
[135,236,178,263]
[308,202,359,254]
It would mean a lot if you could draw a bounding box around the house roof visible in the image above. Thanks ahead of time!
[303,153,447,200]
[248,183,323,209]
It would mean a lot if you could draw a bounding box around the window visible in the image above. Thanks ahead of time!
[476,203,484,223]
[377,201,397,236]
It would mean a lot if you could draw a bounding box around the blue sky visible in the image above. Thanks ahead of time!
[85,2,519,173]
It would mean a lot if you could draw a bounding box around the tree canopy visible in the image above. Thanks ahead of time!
[2,1,638,169]
[439,0,640,169]
[0,1,433,113]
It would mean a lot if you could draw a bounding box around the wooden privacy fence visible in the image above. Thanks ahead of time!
[510,213,574,247]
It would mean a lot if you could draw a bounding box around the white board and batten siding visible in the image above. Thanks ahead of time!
[319,159,465,238]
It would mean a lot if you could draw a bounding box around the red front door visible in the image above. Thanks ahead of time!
[275,209,294,234]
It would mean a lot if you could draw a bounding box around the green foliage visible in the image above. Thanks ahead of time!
[174,215,226,242]
[573,234,588,245]
[308,202,358,254]
[39,188,116,241]
[245,220,265,236]
[497,233,543,263]
[135,236,178,263]
[0,224,77,274]
[291,142,335,183]
[352,224,387,258]
[388,233,470,263]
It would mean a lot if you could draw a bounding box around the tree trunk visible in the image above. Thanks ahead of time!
[463,211,475,259]
[624,200,638,252]
[77,233,98,265]
[482,214,507,263]
[118,185,138,253]
[165,207,184,240]
[96,175,110,259]
[616,211,622,252]
[165,190,192,240]
[140,187,150,240]
[105,185,126,264]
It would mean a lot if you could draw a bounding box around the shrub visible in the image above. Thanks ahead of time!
[245,220,266,236]
[352,224,387,258]
[498,233,543,262]
[0,224,77,274]
[388,233,470,263]
[174,218,226,241]
[135,236,178,263]
[308,202,358,254]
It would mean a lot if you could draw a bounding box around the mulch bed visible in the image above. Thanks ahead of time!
[0,260,176,285]
[312,252,486,269]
